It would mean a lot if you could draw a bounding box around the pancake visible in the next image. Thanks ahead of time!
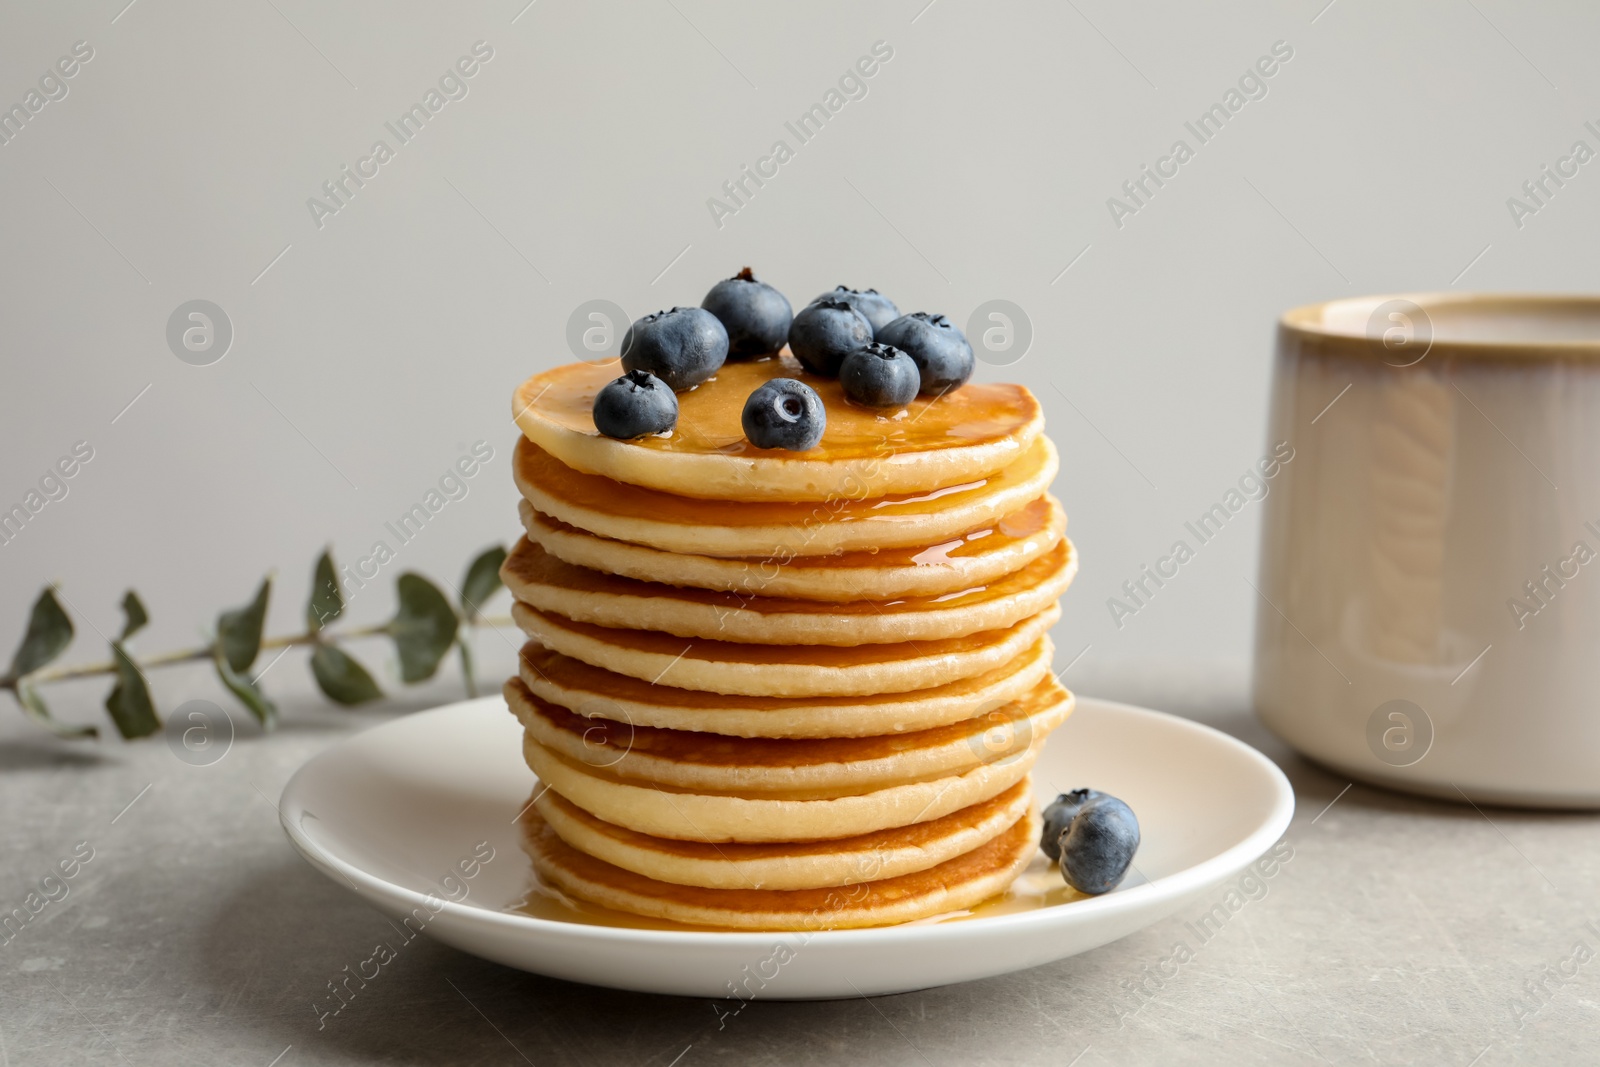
[516,638,1054,738]
[506,675,1072,794]
[512,354,1043,502]
[521,732,1043,842]
[512,434,1060,559]
[502,536,1077,645]
[511,600,1062,697]
[518,495,1068,602]
[531,780,1033,890]
[521,803,1041,929]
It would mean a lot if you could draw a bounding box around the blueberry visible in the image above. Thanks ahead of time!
[702,267,793,361]
[788,300,872,377]
[1057,793,1140,895]
[621,307,728,391]
[742,378,825,451]
[876,313,975,395]
[839,342,920,408]
[812,286,899,336]
[1039,788,1103,863]
[592,369,678,440]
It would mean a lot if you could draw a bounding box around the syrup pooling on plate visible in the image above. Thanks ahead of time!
[521,355,1037,459]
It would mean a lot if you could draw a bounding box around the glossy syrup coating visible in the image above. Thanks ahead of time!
[531,354,1036,460]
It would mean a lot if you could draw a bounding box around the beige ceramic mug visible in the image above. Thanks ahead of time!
[1253,293,1600,807]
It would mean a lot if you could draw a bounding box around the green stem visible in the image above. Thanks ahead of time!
[457,636,478,699]
[20,615,516,688]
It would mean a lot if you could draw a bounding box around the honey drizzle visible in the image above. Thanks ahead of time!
[514,435,1053,528]
[523,354,1038,460]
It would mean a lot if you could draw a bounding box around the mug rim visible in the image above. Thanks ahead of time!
[1281,292,1600,363]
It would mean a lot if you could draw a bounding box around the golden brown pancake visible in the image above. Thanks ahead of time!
[502,536,1076,645]
[512,354,1043,502]
[516,638,1054,738]
[505,675,1072,794]
[520,732,1044,843]
[531,781,1033,890]
[511,434,1059,558]
[518,495,1068,602]
[511,600,1062,697]
[521,803,1041,929]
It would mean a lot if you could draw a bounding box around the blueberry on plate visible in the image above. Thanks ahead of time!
[788,300,872,377]
[621,307,729,391]
[592,369,678,440]
[1039,788,1103,863]
[1056,792,1140,895]
[742,378,825,451]
[811,286,899,336]
[702,267,793,360]
[839,342,920,408]
[876,312,976,395]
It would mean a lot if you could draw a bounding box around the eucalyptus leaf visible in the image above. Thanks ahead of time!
[213,645,277,728]
[218,576,271,672]
[104,641,160,738]
[9,587,73,679]
[459,544,507,621]
[307,550,342,632]
[310,644,382,705]
[119,590,149,641]
[15,681,96,738]
[390,573,459,683]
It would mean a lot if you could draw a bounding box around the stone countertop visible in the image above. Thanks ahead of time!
[1,657,1593,1067]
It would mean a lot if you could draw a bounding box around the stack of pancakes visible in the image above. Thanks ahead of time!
[501,355,1076,930]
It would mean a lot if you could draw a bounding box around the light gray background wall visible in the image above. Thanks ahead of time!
[3,0,1596,728]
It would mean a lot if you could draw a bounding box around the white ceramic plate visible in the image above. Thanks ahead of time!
[279,696,1293,998]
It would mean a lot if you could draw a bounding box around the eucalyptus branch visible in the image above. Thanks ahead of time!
[17,616,516,687]
[2,544,513,740]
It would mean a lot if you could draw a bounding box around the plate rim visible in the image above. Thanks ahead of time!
[279,694,1295,947]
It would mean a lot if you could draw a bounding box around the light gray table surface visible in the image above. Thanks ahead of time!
[1,656,1594,1067]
